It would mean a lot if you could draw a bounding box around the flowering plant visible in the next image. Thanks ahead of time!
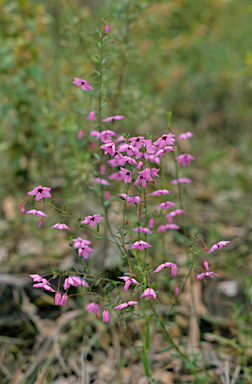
[20,19,230,381]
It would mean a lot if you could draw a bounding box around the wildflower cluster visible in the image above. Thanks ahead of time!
[19,18,231,379]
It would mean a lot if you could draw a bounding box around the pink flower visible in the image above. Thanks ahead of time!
[179,131,193,140]
[136,161,144,170]
[157,224,180,232]
[91,141,97,150]
[118,276,139,290]
[149,218,154,228]
[63,276,89,290]
[140,288,156,301]
[100,141,115,156]
[119,167,132,184]
[155,201,176,210]
[88,110,96,120]
[166,209,184,223]
[55,292,61,305]
[105,24,109,34]
[81,214,104,227]
[176,154,195,166]
[72,237,94,259]
[127,196,141,204]
[197,272,219,280]
[90,130,101,139]
[108,172,123,181]
[93,177,109,185]
[73,237,92,249]
[104,191,110,200]
[114,301,138,310]
[129,136,145,149]
[153,262,177,276]
[39,220,43,228]
[27,186,51,201]
[30,274,47,283]
[171,178,191,184]
[175,286,179,295]
[118,143,139,157]
[118,193,128,200]
[102,115,124,122]
[124,156,138,165]
[134,167,159,188]
[60,293,68,306]
[33,282,55,292]
[73,77,93,91]
[107,157,126,167]
[19,204,25,213]
[78,129,83,139]
[86,302,99,314]
[102,309,110,323]
[208,241,230,254]
[133,227,152,234]
[151,189,170,196]
[100,130,116,142]
[153,133,175,148]
[111,39,114,45]
[51,223,70,230]
[26,210,48,217]
[204,260,209,271]
[100,164,106,175]
[131,241,152,251]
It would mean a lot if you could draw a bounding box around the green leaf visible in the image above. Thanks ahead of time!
[101,59,106,65]
[95,236,103,240]
[104,282,111,290]
[95,279,101,286]
[103,53,111,56]
[93,153,100,160]
[93,69,100,75]
[103,36,109,41]
[94,55,100,61]
[161,345,173,352]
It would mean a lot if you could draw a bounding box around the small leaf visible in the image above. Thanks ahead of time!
[95,279,101,286]
[94,55,100,61]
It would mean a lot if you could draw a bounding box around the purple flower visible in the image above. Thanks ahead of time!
[19,204,25,213]
[176,154,195,166]
[129,136,145,149]
[108,172,124,181]
[73,237,92,249]
[78,245,94,259]
[90,130,101,139]
[88,110,96,120]
[81,214,104,227]
[208,241,230,254]
[153,262,177,276]
[157,224,180,232]
[197,272,219,280]
[165,209,184,223]
[73,77,93,91]
[155,201,176,210]
[132,227,152,234]
[26,210,48,217]
[100,141,116,156]
[171,178,192,184]
[114,301,138,310]
[153,133,175,148]
[118,276,139,290]
[100,130,116,142]
[104,191,110,200]
[78,130,83,139]
[140,288,156,301]
[63,276,89,290]
[127,196,141,204]
[130,241,152,251]
[27,186,51,201]
[105,24,109,34]
[60,293,68,306]
[151,189,170,196]
[33,282,56,292]
[86,302,99,314]
[204,260,209,271]
[107,157,126,167]
[100,164,106,175]
[175,286,179,295]
[119,167,132,184]
[55,292,61,305]
[93,177,110,185]
[30,274,47,283]
[51,223,70,230]
[134,167,159,188]
[124,156,138,166]
[102,115,124,122]
[39,220,43,228]
[136,161,144,170]
[179,131,193,140]
[102,309,110,323]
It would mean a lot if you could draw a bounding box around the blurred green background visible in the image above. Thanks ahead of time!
[1,0,252,382]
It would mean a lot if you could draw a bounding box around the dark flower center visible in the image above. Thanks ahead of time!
[38,188,43,193]
[91,217,95,221]
[126,172,130,175]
